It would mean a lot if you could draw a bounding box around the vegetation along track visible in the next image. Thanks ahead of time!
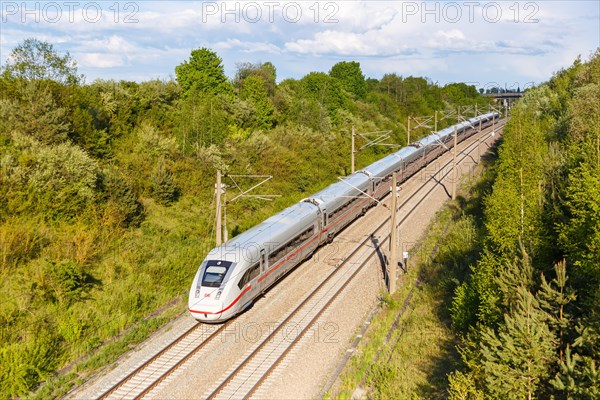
[203,120,505,400]
[92,119,504,400]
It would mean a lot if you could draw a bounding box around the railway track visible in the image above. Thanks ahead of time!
[88,119,504,400]
[203,120,505,400]
[96,322,230,400]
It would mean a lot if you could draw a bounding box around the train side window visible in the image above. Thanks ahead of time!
[268,226,315,266]
[335,198,358,220]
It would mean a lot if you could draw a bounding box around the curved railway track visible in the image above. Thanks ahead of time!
[203,120,505,400]
[89,119,504,400]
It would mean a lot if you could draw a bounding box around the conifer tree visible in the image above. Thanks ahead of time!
[150,159,179,205]
[551,324,600,399]
[479,287,555,399]
[538,260,576,362]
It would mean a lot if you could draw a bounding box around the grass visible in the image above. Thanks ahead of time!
[30,297,185,399]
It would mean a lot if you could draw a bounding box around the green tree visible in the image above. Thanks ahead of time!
[557,163,600,306]
[176,94,231,147]
[2,135,100,218]
[100,169,145,227]
[1,38,81,85]
[175,48,232,97]
[551,324,600,399]
[479,287,555,399]
[239,75,275,130]
[151,159,179,205]
[234,61,277,96]
[538,260,576,362]
[0,82,69,144]
[329,61,367,99]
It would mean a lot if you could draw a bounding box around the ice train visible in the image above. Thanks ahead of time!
[188,112,499,321]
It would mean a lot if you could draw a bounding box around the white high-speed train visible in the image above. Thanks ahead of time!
[188,112,499,321]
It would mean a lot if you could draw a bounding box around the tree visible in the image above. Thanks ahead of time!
[557,163,600,306]
[175,48,231,97]
[0,82,69,144]
[538,260,576,362]
[151,159,180,205]
[100,169,145,227]
[329,61,367,99]
[239,75,275,130]
[1,38,81,85]
[479,287,555,399]
[551,324,600,399]
[234,61,277,96]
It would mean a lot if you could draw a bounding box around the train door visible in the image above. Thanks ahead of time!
[259,249,266,274]
[257,249,267,292]
[320,208,329,244]
[371,180,376,199]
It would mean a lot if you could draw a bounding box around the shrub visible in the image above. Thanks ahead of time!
[150,160,180,205]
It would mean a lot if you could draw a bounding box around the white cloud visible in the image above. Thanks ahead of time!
[214,39,281,53]
[79,53,127,68]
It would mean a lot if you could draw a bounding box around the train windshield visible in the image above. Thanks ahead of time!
[201,260,232,287]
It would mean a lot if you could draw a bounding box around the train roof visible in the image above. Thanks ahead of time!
[362,144,423,178]
[416,132,443,148]
[304,172,370,212]
[207,201,319,264]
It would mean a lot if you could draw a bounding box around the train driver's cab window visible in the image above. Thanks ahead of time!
[238,263,260,289]
[202,260,232,287]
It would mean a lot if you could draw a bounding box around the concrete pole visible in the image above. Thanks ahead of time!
[223,200,228,243]
[407,116,411,145]
[389,173,398,294]
[351,126,355,174]
[478,116,482,160]
[452,126,458,200]
[216,169,222,246]
[434,110,438,132]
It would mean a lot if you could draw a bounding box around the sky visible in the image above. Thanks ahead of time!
[0,1,599,89]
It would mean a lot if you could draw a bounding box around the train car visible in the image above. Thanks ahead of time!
[304,172,371,244]
[188,201,320,321]
[189,113,500,322]
[360,146,422,200]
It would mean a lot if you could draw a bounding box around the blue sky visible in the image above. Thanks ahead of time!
[1,1,598,89]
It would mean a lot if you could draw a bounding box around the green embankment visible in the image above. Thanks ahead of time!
[0,40,490,398]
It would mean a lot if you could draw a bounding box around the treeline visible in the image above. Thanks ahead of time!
[0,38,487,398]
[448,50,600,399]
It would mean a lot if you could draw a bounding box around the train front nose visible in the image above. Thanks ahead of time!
[188,287,224,321]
